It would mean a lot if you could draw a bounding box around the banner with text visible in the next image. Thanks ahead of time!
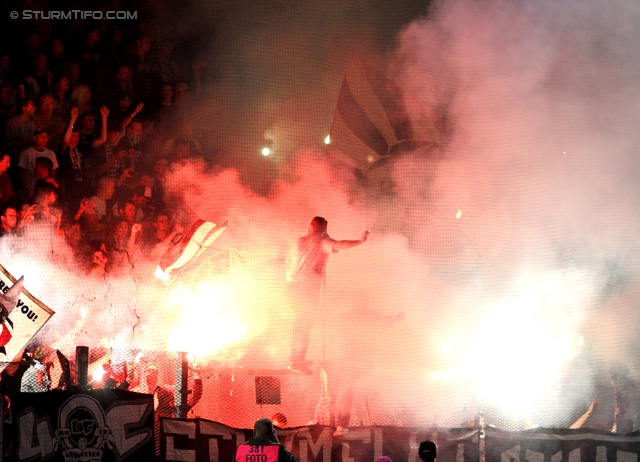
[0,263,55,369]
[485,427,640,462]
[160,419,479,462]
[5,389,154,462]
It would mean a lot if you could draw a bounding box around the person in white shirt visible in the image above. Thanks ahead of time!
[287,216,368,374]
[18,127,58,197]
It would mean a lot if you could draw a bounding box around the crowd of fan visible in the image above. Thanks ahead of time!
[0,14,207,277]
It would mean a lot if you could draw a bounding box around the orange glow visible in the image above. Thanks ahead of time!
[155,265,169,282]
[428,270,585,414]
[167,282,248,358]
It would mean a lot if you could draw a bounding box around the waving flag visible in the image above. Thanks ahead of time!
[156,220,228,279]
[328,57,443,179]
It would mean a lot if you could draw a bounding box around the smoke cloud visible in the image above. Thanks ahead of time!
[2,0,640,432]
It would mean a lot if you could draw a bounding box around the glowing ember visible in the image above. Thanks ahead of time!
[93,365,105,381]
[167,282,248,358]
[155,265,169,282]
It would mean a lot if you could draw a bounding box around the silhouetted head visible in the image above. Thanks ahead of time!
[254,418,277,440]
[309,216,327,235]
[419,441,437,462]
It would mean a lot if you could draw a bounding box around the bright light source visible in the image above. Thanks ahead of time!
[93,366,105,382]
[261,147,271,156]
[154,265,169,282]
[324,135,331,145]
[456,210,462,219]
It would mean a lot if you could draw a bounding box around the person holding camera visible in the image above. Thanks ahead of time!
[234,418,297,462]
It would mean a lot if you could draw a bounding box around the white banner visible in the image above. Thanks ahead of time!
[0,263,55,369]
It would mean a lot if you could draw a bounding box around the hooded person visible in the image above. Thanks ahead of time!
[234,418,297,462]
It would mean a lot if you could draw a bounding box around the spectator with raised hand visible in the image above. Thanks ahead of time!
[118,104,145,166]
[76,106,110,187]
[93,124,129,179]
[60,107,86,209]
[106,218,140,275]
[16,202,37,232]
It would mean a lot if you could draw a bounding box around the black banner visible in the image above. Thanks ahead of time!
[159,419,479,462]
[485,427,640,462]
[4,389,154,462]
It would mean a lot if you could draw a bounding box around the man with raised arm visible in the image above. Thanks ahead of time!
[287,216,368,374]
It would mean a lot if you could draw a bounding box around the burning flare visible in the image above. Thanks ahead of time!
[167,282,248,358]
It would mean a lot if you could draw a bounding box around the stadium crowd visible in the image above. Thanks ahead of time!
[0,8,207,277]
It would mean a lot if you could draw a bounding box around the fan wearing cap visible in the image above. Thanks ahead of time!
[419,440,437,462]
[18,127,58,199]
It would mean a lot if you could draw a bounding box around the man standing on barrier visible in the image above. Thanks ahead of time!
[287,216,368,374]
[234,418,297,462]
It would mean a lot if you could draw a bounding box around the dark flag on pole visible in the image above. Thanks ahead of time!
[327,57,446,183]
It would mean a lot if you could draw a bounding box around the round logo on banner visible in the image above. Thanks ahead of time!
[53,395,114,462]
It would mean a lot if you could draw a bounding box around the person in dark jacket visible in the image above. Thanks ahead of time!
[234,418,297,462]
